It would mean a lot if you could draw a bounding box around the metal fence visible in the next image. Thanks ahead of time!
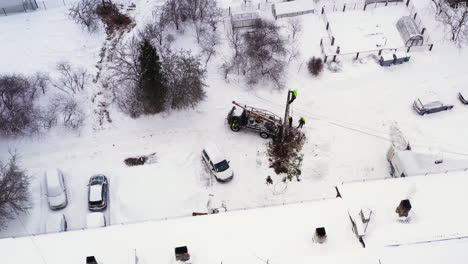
[318,0,434,62]
[321,0,402,14]
[320,39,434,62]
[0,0,37,16]
[0,0,68,16]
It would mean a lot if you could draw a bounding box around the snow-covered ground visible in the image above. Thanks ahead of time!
[1,0,468,262]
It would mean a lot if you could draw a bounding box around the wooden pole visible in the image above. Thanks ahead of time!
[283,90,291,139]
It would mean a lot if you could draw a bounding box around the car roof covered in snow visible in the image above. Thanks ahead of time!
[45,214,65,233]
[45,169,63,194]
[89,184,103,202]
[86,212,105,228]
[417,95,441,106]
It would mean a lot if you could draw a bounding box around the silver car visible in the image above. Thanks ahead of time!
[413,97,453,115]
[45,169,68,210]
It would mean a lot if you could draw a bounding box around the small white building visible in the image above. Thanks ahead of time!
[231,11,261,29]
[272,0,315,20]
[387,146,468,177]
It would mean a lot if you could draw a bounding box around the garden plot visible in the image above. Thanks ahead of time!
[327,5,409,54]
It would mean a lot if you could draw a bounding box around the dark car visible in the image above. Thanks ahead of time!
[459,91,468,104]
[413,97,453,115]
[88,175,108,211]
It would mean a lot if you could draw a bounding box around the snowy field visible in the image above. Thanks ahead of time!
[326,5,408,53]
[1,0,468,263]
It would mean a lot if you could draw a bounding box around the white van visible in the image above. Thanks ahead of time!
[202,144,234,182]
[45,169,68,210]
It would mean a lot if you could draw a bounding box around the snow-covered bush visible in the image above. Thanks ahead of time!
[308,57,323,76]
[0,153,31,229]
[327,60,342,73]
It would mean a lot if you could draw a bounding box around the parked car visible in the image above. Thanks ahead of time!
[413,96,454,115]
[459,91,468,104]
[45,169,68,210]
[45,214,67,233]
[88,175,108,211]
[86,212,106,228]
[202,144,234,182]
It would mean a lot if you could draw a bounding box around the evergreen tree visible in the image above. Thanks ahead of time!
[138,38,166,114]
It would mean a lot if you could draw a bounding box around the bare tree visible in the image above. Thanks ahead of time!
[69,0,100,32]
[161,0,182,30]
[140,9,166,46]
[242,20,287,89]
[113,80,143,118]
[437,3,468,44]
[0,153,31,229]
[200,28,220,65]
[53,61,90,94]
[0,75,41,136]
[29,72,50,96]
[109,37,141,84]
[162,50,207,110]
[47,94,85,130]
[221,28,245,79]
[286,18,303,40]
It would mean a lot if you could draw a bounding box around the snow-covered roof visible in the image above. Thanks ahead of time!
[341,172,468,248]
[0,199,359,264]
[4,173,468,263]
[231,11,260,22]
[89,184,103,202]
[274,0,315,16]
[393,150,468,176]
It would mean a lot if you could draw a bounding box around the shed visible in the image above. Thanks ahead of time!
[231,11,260,29]
[272,0,315,20]
[396,16,424,47]
[0,0,37,13]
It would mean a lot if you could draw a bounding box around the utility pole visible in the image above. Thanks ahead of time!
[282,90,292,139]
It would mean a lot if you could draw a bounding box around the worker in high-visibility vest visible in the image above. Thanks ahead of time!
[288,89,298,104]
[298,117,306,128]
